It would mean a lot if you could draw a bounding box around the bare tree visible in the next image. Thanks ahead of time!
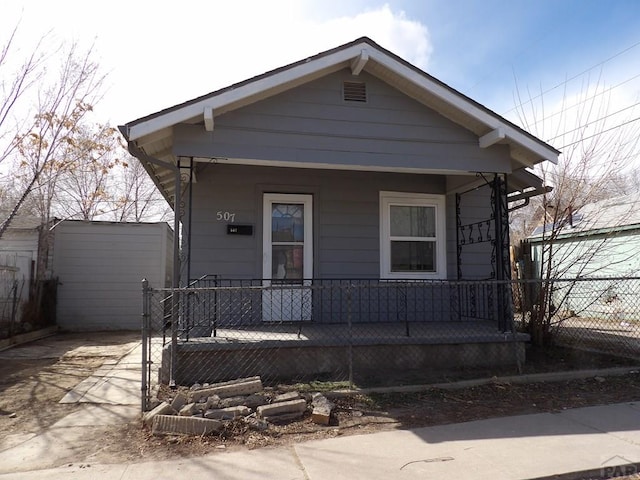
[111,156,172,222]
[0,24,46,168]
[0,24,106,237]
[51,124,121,220]
[512,77,640,345]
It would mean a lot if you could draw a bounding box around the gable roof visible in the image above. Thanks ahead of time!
[120,37,559,204]
[530,192,640,240]
[0,211,48,231]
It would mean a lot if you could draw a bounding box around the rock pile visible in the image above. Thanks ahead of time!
[143,376,335,436]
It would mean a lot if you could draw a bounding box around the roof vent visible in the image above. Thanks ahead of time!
[343,81,367,103]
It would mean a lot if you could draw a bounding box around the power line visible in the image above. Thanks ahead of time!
[555,116,640,149]
[545,100,640,142]
[528,71,640,128]
[502,38,640,116]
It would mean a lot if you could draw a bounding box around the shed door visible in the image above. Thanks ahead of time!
[262,194,312,321]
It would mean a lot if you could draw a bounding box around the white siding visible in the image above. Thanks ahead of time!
[52,221,173,331]
[0,231,38,322]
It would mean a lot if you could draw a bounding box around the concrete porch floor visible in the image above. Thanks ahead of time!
[183,321,527,346]
[159,321,527,385]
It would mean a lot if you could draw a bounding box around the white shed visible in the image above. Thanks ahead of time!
[0,214,44,327]
[52,220,173,330]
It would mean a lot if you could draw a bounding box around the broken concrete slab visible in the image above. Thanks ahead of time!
[178,403,198,416]
[152,415,222,436]
[219,396,248,408]
[204,406,251,420]
[142,402,175,427]
[273,391,301,403]
[263,411,306,423]
[243,394,268,409]
[170,392,187,411]
[244,416,269,431]
[311,393,335,425]
[190,378,263,402]
[205,395,221,409]
[257,399,307,420]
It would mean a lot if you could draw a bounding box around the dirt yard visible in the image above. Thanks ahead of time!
[0,332,140,460]
[1,332,640,468]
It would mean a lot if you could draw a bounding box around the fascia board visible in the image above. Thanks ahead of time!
[128,39,558,167]
[128,44,366,142]
[369,51,559,165]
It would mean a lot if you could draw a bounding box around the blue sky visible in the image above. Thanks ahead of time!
[3,0,640,149]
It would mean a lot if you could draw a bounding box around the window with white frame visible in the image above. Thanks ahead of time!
[380,191,447,279]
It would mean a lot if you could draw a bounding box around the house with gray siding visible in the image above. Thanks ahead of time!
[120,38,559,383]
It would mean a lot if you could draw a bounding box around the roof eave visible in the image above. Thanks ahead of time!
[123,37,559,168]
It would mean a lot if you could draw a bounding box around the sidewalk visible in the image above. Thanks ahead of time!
[1,341,640,479]
[2,401,640,479]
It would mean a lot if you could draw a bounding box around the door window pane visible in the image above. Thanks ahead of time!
[390,206,435,237]
[272,245,304,283]
[272,203,304,242]
[391,241,435,272]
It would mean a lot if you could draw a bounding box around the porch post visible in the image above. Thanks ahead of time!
[493,174,512,331]
[169,166,182,387]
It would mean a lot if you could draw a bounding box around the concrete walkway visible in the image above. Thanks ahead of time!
[2,340,640,479]
[0,341,142,473]
[1,401,640,479]
[58,342,142,406]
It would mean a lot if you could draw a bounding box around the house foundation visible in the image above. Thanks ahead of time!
[160,331,527,386]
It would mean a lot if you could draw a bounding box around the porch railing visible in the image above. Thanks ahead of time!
[140,276,640,411]
[172,277,512,340]
[141,277,521,410]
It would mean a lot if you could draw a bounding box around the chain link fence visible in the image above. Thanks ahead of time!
[0,275,25,340]
[514,277,640,358]
[141,277,640,411]
[141,277,525,410]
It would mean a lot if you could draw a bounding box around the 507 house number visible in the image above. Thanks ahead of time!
[216,211,236,222]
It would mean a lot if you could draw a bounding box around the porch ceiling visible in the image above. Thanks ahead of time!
[120,37,560,207]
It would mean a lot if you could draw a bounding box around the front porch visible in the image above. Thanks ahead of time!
[145,279,527,388]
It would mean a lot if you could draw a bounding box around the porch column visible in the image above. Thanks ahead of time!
[492,174,512,331]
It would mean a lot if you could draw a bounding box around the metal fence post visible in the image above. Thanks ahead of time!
[141,278,150,412]
[170,288,179,388]
[347,283,353,389]
[9,280,18,339]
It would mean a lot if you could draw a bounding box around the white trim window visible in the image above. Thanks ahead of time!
[380,191,447,280]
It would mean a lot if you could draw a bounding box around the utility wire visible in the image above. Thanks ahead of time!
[502,38,640,116]
[554,116,640,149]
[529,71,640,127]
[545,101,640,142]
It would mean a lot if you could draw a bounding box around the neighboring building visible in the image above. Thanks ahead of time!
[527,193,640,319]
[52,220,173,330]
[0,216,173,332]
[0,213,46,330]
[528,193,640,278]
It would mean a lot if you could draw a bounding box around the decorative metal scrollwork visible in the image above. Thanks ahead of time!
[459,219,493,245]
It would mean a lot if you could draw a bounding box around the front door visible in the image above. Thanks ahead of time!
[262,194,313,321]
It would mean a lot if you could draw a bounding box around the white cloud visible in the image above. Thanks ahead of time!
[311,4,432,68]
[1,1,431,124]
[109,3,432,123]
